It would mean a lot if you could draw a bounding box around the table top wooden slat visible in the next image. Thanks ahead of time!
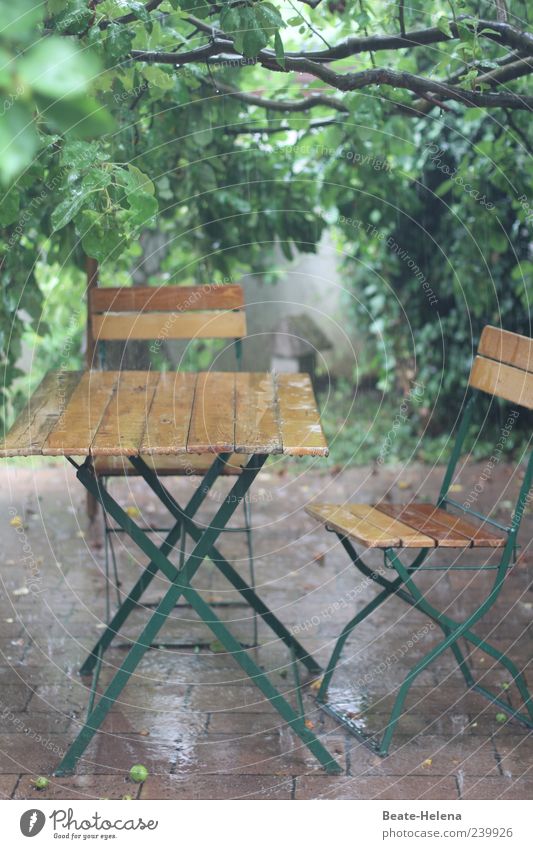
[0,370,328,458]
[276,373,329,456]
[187,371,236,453]
[1,371,81,457]
[91,371,160,456]
[139,371,197,455]
[234,372,282,453]
[43,371,119,456]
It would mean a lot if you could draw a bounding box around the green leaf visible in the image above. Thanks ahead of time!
[51,1,93,35]
[434,15,452,38]
[142,66,175,92]
[60,140,105,169]
[240,9,269,58]
[220,6,240,33]
[79,211,125,261]
[51,191,87,230]
[115,163,155,197]
[127,191,158,228]
[456,21,476,44]
[81,168,111,192]
[39,95,115,138]
[19,38,100,99]
[124,1,152,24]
[0,187,19,225]
[0,104,39,183]
[255,3,284,31]
[177,0,210,18]
[105,24,135,62]
[274,31,285,69]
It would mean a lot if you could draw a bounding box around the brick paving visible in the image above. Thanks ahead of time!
[0,459,531,800]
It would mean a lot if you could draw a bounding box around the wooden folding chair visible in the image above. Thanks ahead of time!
[87,283,258,640]
[306,325,533,755]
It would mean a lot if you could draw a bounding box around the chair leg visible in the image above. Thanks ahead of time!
[87,492,98,523]
[317,587,394,702]
[317,537,532,755]
[378,616,492,755]
[242,497,258,646]
[340,536,476,689]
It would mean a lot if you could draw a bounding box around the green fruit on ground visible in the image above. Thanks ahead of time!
[129,764,148,783]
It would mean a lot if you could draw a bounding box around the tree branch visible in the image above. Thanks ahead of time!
[203,79,348,113]
[224,117,340,135]
[398,0,406,37]
[131,45,533,111]
[280,17,533,62]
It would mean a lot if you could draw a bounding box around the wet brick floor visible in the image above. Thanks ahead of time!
[0,458,531,800]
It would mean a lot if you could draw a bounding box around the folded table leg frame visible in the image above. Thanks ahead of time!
[55,453,342,776]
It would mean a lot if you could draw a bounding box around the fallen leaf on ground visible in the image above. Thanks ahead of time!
[422,758,432,768]
[125,506,141,518]
[9,516,23,527]
[449,484,463,492]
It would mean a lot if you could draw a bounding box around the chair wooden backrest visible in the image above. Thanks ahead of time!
[438,325,533,543]
[469,326,533,410]
[88,284,247,347]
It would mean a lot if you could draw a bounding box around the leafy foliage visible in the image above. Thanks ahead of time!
[0,1,531,456]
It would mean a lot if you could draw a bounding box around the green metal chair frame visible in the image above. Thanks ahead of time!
[309,325,533,756]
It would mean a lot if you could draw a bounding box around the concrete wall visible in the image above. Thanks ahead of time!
[236,234,359,376]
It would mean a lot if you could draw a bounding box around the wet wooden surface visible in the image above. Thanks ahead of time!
[1,370,328,458]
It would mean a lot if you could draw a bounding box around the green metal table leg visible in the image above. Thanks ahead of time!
[79,454,231,675]
[128,455,323,676]
[55,455,266,775]
[168,575,342,774]
[79,519,183,676]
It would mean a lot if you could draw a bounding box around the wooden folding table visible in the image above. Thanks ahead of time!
[1,369,342,775]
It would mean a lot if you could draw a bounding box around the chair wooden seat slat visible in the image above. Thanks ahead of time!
[306,502,505,548]
[377,502,505,548]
